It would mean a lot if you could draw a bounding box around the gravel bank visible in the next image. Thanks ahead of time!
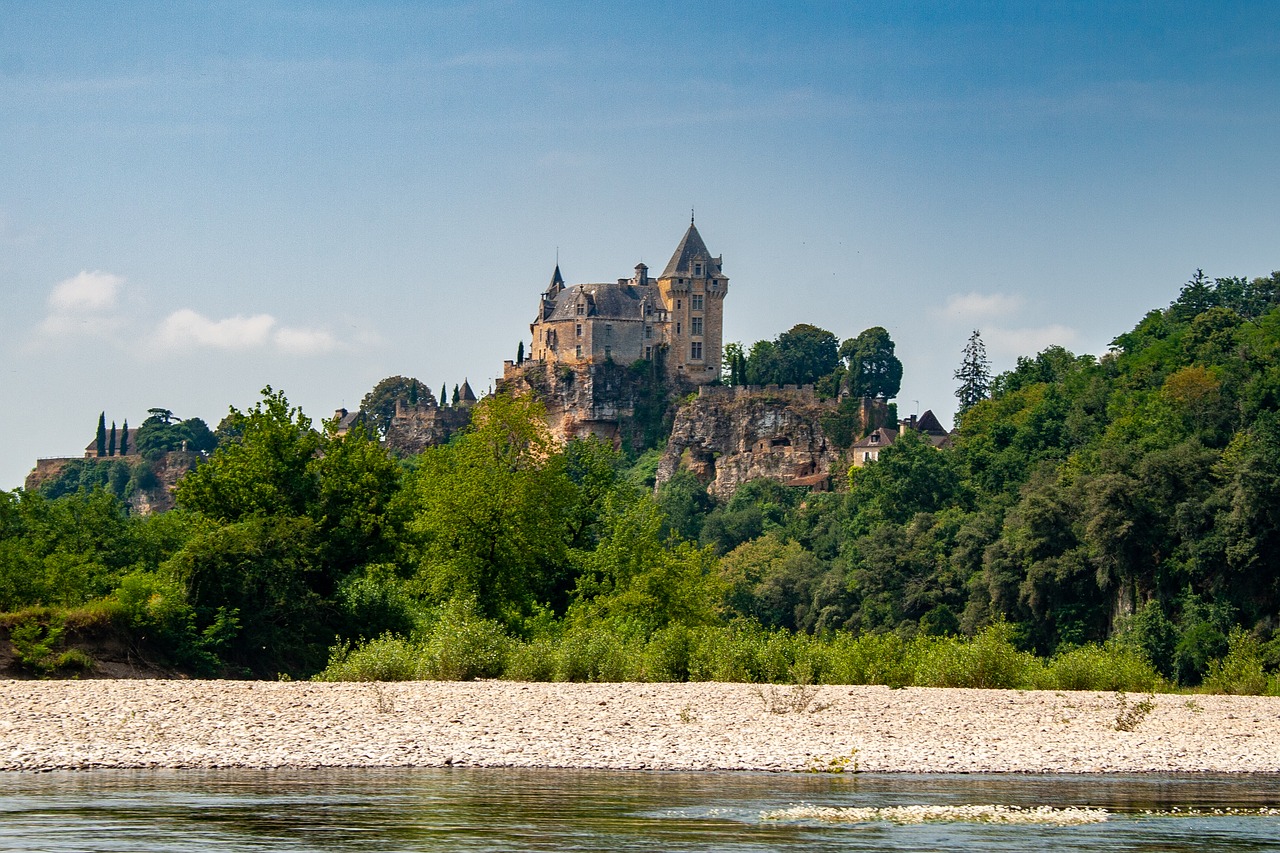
[3,681,1278,773]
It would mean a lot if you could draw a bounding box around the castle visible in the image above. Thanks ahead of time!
[528,219,728,385]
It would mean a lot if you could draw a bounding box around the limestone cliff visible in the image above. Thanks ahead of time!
[499,360,675,450]
[656,386,849,500]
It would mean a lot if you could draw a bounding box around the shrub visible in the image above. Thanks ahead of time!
[314,633,421,682]
[417,599,511,681]
[1203,628,1271,696]
[914,623,1043,689]
[1042,642,1163,692]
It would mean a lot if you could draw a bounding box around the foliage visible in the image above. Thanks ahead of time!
[8,268,1280,686]
[359,375,435,437]
[954,329,992,415]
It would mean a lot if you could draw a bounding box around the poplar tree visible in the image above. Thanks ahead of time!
[954,329,992,415]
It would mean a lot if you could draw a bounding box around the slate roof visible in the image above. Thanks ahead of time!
[660,222,718,279]
[543,282,656,323]
[915,410,948,435]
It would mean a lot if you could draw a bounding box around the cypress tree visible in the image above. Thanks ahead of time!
[441,384,448,407]
[120,419,129,456]
[517,341,525,365]
[452,384,461,406]
[108,421,117,457]
[96,412,107,457]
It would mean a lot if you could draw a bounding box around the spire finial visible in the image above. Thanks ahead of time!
[691,207,695,224]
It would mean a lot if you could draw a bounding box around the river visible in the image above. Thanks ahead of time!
[2,769,1278,851]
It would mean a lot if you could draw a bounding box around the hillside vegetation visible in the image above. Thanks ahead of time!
[2,272,1279,693]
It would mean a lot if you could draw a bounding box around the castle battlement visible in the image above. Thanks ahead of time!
[697,384,820,404]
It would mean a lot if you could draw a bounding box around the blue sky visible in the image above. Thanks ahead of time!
[3,1,1278,488]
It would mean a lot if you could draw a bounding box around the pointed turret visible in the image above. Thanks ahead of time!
[660,222,718,279]
[546,264,565,296]
[459,379,477,405]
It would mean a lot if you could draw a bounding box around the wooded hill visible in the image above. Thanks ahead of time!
[3,270,1279,689]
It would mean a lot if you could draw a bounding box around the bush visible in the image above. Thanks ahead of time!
[315,633,422,682]
[1203,628,1271,695]
[1042,642,1163,692]
[914,623,1043,689]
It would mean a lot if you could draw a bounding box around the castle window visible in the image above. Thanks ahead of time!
[691,317,703,335]
[576,303,584,316]
[692,294,703,310]
[676,299,681,310]
[576,344,582,358]
[605,323,612,337]
[645,326,652,339]
[645,346,652,360]
[695,263,702,276]
[576,323,582,337]
[677,322,681,334]
[604,346,612,360]
[691,341,703,360]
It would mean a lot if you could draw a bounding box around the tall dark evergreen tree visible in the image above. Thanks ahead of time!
[120,419,129,456]
[452,384,461,406]
[517,341,525,365]
[108,421,117,457]
[954,329,992,415]
[95,412,107,457]
[441,384,448,407]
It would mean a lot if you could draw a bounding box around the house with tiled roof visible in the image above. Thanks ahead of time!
[850,410,953,467]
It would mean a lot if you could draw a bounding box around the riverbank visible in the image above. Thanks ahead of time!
[3,680,1279,773]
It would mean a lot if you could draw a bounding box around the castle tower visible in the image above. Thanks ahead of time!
[656,219,728,384]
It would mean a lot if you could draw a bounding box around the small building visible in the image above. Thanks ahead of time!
[850,409,952,467]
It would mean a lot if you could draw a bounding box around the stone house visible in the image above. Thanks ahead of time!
[528,219,728,385]
[850,410,952,467]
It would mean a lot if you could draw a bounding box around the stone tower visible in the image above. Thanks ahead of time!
[656,218,729,385]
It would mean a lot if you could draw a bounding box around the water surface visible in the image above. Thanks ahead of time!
[1,769,1277,852]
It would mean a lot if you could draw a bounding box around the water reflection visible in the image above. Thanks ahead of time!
[0,769,1277,852]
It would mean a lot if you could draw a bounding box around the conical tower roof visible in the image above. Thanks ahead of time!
[459,379,477,403]
[660,222,716,278]
[546,264,564,292]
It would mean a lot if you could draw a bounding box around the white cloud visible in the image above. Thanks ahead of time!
[36,270,126,339]
[157,309,276,351]
[937,292,1025,323]
[154,309,343,355]
[985,324,1079,359]
[274,326,339,355]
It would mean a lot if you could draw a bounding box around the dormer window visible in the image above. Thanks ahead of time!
[576,303,584,316]
[694,263,702,276]
[870,434,880,445]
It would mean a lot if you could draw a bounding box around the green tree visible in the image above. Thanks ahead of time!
[517,340,525,365]
[775,323,840,386]
[841,326,903,399]
[359,375,435,437]
[954,329,992,415]
[108,421,117,457]
[176,387,322,522]
[119,419,129,456]
[95,412,107,457]
[399,394,577,623]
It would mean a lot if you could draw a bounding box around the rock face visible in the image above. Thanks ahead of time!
[24,452,199,515]
[500,360,670,449]
[382,400,472,457]
[657,386,845,500]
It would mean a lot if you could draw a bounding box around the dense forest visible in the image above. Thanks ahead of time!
[3,271,1279,693]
